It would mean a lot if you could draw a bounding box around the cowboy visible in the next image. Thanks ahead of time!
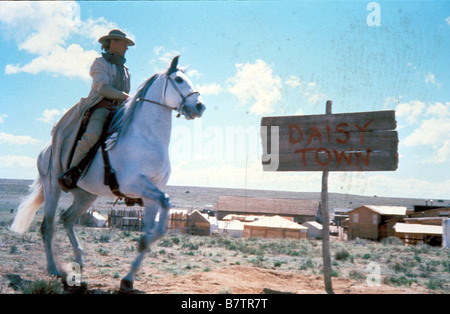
[58,29,135,190]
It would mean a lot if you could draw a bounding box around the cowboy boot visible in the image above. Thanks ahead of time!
[58,109,108,191]
[58,167,82,191]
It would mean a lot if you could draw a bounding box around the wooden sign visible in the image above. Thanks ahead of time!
[261,110,398,172]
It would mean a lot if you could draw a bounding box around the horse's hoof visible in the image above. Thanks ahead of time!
[119,278,134,293]
[48,267,62,278]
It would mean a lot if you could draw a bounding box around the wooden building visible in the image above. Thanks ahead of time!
[347,205,406,241]
[394,207,450,246]
[243,215,308,239]
[394,223,442,246]
[188,210,211,236]
[408,207,450,219]
[302,221,323,239]
[215,195,319,224]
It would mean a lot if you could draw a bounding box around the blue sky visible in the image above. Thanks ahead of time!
[0,1,449,199]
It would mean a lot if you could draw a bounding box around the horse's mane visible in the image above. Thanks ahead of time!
[107,74,158,137]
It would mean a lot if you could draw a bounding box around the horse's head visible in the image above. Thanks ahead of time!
[164,56,206,120]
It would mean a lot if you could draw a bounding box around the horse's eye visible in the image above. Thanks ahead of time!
[175,77,184,83]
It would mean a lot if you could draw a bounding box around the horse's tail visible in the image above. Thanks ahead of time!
[10,177,44,234]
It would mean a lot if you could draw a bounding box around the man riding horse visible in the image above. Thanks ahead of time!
[58,29,135,190]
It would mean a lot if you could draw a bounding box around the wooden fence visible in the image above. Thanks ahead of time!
[108,208,144,231]
[107,208,193,233]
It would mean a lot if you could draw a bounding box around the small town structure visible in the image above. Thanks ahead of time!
[393,223,443,246]
[409,207,450,219]
[188,210,211,236]
[243,215,308,239]
[333,208,351,227]
[347,205,407,241]
[302,221,323,239]
[218,219,245,238]
[215,195,319,223]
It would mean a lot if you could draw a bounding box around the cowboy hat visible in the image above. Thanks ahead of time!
[98,29,135,46]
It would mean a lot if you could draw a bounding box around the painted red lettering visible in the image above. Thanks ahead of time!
[315,148,331,165]
[335,123,350,144]
[326,125,331,143]
[307,126,322,144]
[288,125,303,143]
[333,149,353,165]
[355,148,371,166]
[354,119,373,144]
[294,148,316,167]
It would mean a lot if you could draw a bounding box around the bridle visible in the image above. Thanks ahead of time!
[137,74,200,118]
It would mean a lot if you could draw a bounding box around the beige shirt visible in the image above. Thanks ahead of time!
[87,56,130,101]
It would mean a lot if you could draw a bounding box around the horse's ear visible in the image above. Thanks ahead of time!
[168,55,180,75]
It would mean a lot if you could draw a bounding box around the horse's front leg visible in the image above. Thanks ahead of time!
[120,198,169,292]
[60,189,97,268]
[122,174,172,210]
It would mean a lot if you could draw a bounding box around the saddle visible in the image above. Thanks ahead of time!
[58,99,143,207]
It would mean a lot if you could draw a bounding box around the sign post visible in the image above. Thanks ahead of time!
[261,100,398,294]
[321,100,333,293]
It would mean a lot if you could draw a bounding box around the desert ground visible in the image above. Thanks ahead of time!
[0,179,448,294]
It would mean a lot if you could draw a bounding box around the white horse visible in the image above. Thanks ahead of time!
[10,56,205,291]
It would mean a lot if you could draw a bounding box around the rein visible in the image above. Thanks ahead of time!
[137,74,200,118]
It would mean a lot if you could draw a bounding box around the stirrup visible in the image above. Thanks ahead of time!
[58,167,82,192]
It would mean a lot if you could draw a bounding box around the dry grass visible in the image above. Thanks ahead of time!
[1,222,448,293]
[1,179,448,294]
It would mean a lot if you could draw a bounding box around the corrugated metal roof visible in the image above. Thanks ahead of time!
[245,215,308,229]
[394,223,442,235]
[362,205,407,216]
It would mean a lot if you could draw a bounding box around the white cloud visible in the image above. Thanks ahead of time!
[0,155,36,169]
[0,132,41,145]
[426,141,450,164]
[227,59,282,114]
[383,96,402,110]
[0,114,7,123]
[283,72,326,106]
[398,101,450,164]
[425,101,450,117]
[285,75,301,88]
[403,117,450,146]
[446,16,450,26]
[6,44,99,80]
[187,69,202,78]
[0,2,123,80]
[77,17,121,44]
[152,46,181,67]
[36,108,64,124]
[0,2,80,55]
[196,83,223,96]
[395,100,426,124]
